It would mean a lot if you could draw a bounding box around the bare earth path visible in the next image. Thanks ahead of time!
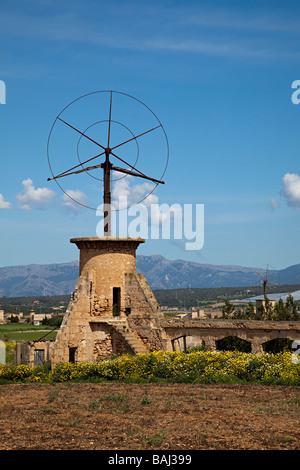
[0,382,299,451]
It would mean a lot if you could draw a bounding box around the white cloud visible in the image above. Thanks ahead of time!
[112,174,157,211]
[269,197,279,211]
[111,173,181,225]
[61,189,88,212]
[280,173,300,209]
[16,178,56,210]
[0,193,11,209]
[111,176,133,209]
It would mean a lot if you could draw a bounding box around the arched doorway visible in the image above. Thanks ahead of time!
[216,336,251,353]
[263,338,293,353]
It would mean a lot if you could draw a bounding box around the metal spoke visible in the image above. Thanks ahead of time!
[111,164,164,184]
[49,163,105,179]
[110,150,150,180]
[111,124,161,151]
[47,150,105,181]
[57,117,106,151]
[107,91,112,148]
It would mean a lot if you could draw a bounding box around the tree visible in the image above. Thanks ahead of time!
[285,294,299,320]
[274,294,299,321]
[244,301,255,319]
[262,298,274,321]
[274,298,286,321]
[228,295,299,321]
[231,307,244,319]
[42,315,63,327]
[10,315,19,323]
[221,299,235,318]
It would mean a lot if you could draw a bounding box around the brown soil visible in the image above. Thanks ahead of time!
[0,382,299,451]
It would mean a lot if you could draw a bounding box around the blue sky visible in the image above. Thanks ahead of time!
[1,0,300,270]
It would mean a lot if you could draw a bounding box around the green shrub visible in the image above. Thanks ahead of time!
[0,351,299,385]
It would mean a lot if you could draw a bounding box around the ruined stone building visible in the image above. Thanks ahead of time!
[48,236,165,367]
[16,236,166,367]
[15,236,300,367]
[50,237,167,366]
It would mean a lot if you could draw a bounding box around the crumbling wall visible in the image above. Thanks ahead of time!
[50,269,95,367]
[15,340,54,367]
[124,273,164,318]
[127,316,165,352]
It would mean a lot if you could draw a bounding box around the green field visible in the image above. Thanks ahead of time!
[0,324,58,365]
[0,323,58,342]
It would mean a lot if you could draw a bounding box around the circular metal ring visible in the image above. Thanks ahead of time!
[47,90,169,211]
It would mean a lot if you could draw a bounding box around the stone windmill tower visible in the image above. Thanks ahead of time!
[47,91,169,366]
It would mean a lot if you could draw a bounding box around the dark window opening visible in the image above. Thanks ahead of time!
[113,287,121,316]
[69,347,77,363]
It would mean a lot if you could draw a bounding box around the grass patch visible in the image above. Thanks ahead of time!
[42,408,57,414]
[141,389,151,405]
[0,324,58,342]
[47,388,60,403]
[288,398,300,406]
[144,431,166,447]
[101,392,127,403]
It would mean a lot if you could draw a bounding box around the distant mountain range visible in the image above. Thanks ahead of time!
[0,261,79,297]
[0,254,300,297]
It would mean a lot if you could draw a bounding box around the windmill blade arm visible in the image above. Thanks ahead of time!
[254,271,265,280]
[48,163,104,180]
[47,150,106,181]
[111,124,161,151]
[267,272,278,281]
[57,117,106,151]
[111,164,165,184]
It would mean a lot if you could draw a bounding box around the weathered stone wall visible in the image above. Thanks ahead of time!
[17,314,300,366]
[91,324,133,360]
[124,273,164,318]
[15,340,54,367]
[22,236,300,368]
[127,316,165,351]
[50,269,95,367]
[159,319,300,353]
[71,237,143,317]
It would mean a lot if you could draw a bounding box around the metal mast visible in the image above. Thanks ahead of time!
[254,265,279,300]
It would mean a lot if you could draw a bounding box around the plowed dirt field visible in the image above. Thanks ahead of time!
[0,382,299,451]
